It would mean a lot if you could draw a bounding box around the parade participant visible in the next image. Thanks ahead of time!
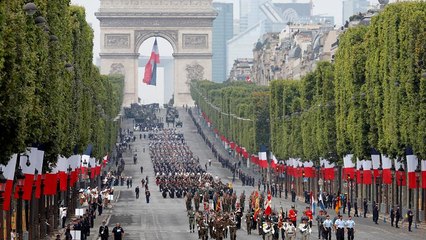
[363,198,368,218]
[304,206,313,228]
[284,218,297,240]
[263,218,274,240]
[145,189,151,203]
[112,223,125,240]
[395,206,401,228]
[390,206,395,227]
[135,185,140,199]
[188,207,196,233]
[245,210,253,235]
[407,208,414,232]
[288,205,297,226]
[197,216,209,240]
[322,215,332,240]
[228,216,238,240]
[373,202,379,224]
[346,215,355,240]
[334,215,345,240]
[298,218,311,240]
[98,220,109,240]
[316,210,325,239]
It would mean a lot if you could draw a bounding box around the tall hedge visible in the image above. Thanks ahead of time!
[0,1,123,166]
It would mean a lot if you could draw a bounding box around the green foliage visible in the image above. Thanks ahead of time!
[0,1,123,166]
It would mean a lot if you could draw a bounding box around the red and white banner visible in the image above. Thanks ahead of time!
[258,152,268,169]
[34,149,45,199]
[1,154,17,211]
[343,154,355,180]
[70,155,81,186]
[102,155,109,167]
[381,155,392,184]
[264,191,272,216]
[16,148,44,200]
[395,159,406,186]
[422,160,426,189]
[407,154,418,189]
[371,154,381,179]
[57,156,69,192]
[362,160,373,185]
[303,161,315,178]
[356,159,363,184]
[271,154,278,170]
[320,159,335,180]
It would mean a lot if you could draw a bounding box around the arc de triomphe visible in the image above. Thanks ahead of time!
[96,0,217,106]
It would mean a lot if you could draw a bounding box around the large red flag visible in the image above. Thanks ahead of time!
[264,191,272,216]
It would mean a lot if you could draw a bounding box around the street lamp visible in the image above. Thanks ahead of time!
[347,174,353,212]
[377,165,383,211]
[415,165,421,224]
[0,167,7,239]
[15,166,25,240]
[66,165,72,210]
[23,2,38,16]
[398,165,404,212]
[360,165,364,204]
[390,164,396,208]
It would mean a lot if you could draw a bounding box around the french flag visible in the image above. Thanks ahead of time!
[70,155,81,187]
[89,157,96,179]
[34,149,45,199]
[271,153,278,170]
[343,154,356,180]
[1,154,17,210]
[406,150,418,189]
[58,156,69,192]
[303,161,315,178]
[381,155,392,184]
[43,157,62,196]
[16,148,44,200]
[258,149,268,169]
[362,160,373,184]
[264,191,272,216]
[143,38,160,86]
[356,159,363,184]
[371,149,381,179]
[321,159,335,180]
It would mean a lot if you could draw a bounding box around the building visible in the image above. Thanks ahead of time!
[240,0,267,33]
[229,58,254,82]
[212,2,234,82]
[342,0,370,25]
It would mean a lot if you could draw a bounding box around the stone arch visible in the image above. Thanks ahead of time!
[109,63,126,75]
[134,30,178,54]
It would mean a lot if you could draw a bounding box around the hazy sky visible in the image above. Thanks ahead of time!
[70,0,390,61]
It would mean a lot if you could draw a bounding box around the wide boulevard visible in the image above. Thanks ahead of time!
[89,108,424,240]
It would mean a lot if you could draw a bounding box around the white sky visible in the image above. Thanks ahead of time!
[70,0,392,61]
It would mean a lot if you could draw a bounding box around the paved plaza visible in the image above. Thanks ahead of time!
[89,108,424,240]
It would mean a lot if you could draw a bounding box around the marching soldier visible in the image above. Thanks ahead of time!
[245,210,253,235]
[188,207,196,233]
[284,218,296,240]
[334,215,345,240]
[228,217,237,240]
[322,215,332,240]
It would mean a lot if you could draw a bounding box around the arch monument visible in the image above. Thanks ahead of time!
[96,0,217,106]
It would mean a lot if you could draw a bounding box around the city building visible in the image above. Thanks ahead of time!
[228,58,254,82]
[212,2,234,82]
[342,0,370,25]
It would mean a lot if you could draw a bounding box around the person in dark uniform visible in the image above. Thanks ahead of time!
[135,186,140,199]
[395,207,401,228]
[372,203,379,224]
[363,198,368,218]
[407,208,414,232]
[112,223,125,240]
[246,211,253,234]
[98,220,109,240]
[390,206,395,227]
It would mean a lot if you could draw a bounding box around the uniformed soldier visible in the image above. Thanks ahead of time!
[316,210,325,239]
[284,218,296,240]
[322,215,332,240]
[245,211,253,234]
[334,215,345,240]
[228,217,237,240]
[188,208,196,233]
[346,215,355,240]
[262,218,274,240]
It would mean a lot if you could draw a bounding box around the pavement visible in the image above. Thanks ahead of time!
[51,107,424,239]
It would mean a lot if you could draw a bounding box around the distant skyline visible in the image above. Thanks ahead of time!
[70,0,395,61]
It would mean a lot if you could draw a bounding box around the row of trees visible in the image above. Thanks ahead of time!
[190,81,269,154]
[0,1,123,165]
[193,2,426,163]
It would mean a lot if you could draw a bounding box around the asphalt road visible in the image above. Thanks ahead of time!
[92,108,424,240]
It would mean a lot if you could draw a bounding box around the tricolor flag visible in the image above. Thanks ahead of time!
[406,150,418,189]
[303,161,315,178]
[15,148,44,200]
[395,159,406,186]
[343,154,355,179]
[1,154,17,210]
[371,149,381,179]
[143,38,160,86]
[381,155,392,184]
[321,159,335,180]
[362,160,373,184]
[356,159,363,184]
[311,192,316,215]
[258,150,268,169]
[58,156,69,192]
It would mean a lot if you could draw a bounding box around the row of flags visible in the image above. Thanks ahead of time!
[201,111,426,191]
[143,38,160,86]
[0,147,108,211]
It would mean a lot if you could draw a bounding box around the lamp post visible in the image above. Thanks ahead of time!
[398,165,404,212]
[0,168,7,240]
[390,164,395,208]
[39,174,46,238]
[347,174,353,211]
[415,165,421,225]
[360,165,364,205]
[377,165,383,212]
[15,166,25,240]
[66,165,72,210]
[29,169,39,239]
